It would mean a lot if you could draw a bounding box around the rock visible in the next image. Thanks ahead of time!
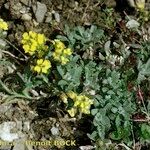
[52,10,60,23]
[0,122,19,142]
[20,0,30,6]
[32,2,47,23]
[54,12,60,23]
[126,19,140,29]
[21,13,32,21]
[79,145,96,150]
[13,142,25,150]
[45,12,52,23]
[4,2,9,9]
[50,126,59,136]
[32,19,39,27]
[20,7,30,14]
[23,121,30,132]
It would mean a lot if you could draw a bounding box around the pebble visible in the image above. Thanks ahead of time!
[4,2,9,9]
[20,0,30,6]
[21,13,32,21]
[126,19,140,29]
[50,126,59,136]
[45,12,52,23]
[52,10,60,23]
[32,2,47,23]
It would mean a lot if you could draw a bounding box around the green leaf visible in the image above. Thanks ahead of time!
[91,109,99,115]
[87,131,98,141]
[115,115,121,128]
[58,80,68,88]
[57,65,64,77]
[141,124,150,140]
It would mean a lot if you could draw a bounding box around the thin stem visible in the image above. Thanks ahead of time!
[0,79,12,94]
[138,85,147,113]
[2,50,26,61]
[4,38,28,59]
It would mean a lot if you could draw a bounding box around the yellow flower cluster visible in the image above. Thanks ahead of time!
[33,59,51,74]
[0,18,8,30]
[135,0,145,11]
[60,91,93,117]
[21,31,47,56]
[52,39,72,65]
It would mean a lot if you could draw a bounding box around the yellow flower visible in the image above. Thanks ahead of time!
[33,59,51,74]
[67,91,77,99]
[55,48,63,54]
[52,39,72,65]
[61,56,69,65]
[52,53,59,60]
[63,48,72,55]
[74,100,81,107]
[60,93,68,104]
[23,44,30,52]
[61,91,93,117]
[22,32,29,40]
[37,34,46,44]
[53,39,65,50]
[30,44,37,52]
[80,107,90,114]
[74,95,93,115]
[29,31,37,38]
[0,19,8,30]
[67,108,77,117]
[22,31,47,56]
[135,0,145,10]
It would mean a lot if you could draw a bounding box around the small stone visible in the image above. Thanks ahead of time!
[45,12,52,23]
[20,7,28,14]
[20,0,29,6]
[0,122,19,142]
[51,126,59,136]
[54,12,60,22]
[52,11,60,22]
[23,122,30,131]
[32,2,47,23]
[13,2,22,11]
[32,19,39,27]
[126,19,140,29]
[21,13,32,21]
[13,141,25,150]
[4,2,9,9]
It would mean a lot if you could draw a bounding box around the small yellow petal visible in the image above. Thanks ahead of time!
[53,39,65,50]
[29,31,36,38]
[63,48,72,55]
[42,68,48,73]
[67,91,77,99]
[67,108,77,117]
[61,56,69,65]
[60,93,68,104]
[43,60,51,68]
[23,32,29,40]
[30,44,36,51]
[37,59,43,65]
[34,66,41,73]
[135,0,145,10]
[53,52,60,60]
[23,45,30,51]
[37,34,45,44]
[55,48,63,54]
[0,19,8,30]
